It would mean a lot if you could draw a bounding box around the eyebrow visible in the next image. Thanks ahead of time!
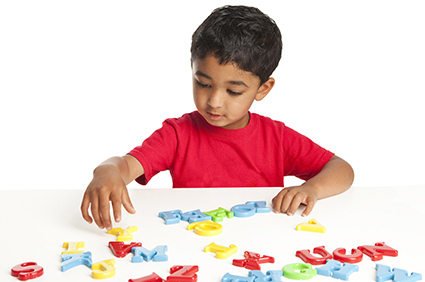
[195,71,248,87]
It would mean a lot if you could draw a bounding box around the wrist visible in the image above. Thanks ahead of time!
[93,163,120,176]
[301,181,322,199]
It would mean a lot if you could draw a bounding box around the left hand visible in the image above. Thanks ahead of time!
[272,184,318,217]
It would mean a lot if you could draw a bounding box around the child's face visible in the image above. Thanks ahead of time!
[192,55,274,130]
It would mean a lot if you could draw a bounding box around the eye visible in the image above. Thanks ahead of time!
[196,80,211,88]
[227,89,243,96]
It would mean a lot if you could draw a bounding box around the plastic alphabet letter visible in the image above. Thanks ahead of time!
[187,220,223,236]
[333,248,363,263]
[107,226,137,241]
[62,241,85,254]
[233,258,261,270]
[316,259,340,277]
[61,252,92,272]
[129,272,165,282]
[296,246,333,265]
[231,204,256,217]
[204,242,237,259]
[131,245,168,263]
[181,209,211,223]
[357,242,398,261]
[245,201,271,213]
[222,273,255,282]
[249,270,283,282]
[158,210,183,225]
[282,263,317,280]
[11,262,44,281]
[233,251,275,270]
[108,241,142,258]
[91,259,116,279]
[376,264,422,282]
[167,265,199,282]
[204,207,234,222]
[316,259,359,281]
[296,219,326,233]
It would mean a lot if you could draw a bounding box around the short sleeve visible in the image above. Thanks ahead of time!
[282,126,334,181]
[127,120,178,185]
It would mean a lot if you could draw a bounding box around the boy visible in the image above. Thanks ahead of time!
[81,6,354,231]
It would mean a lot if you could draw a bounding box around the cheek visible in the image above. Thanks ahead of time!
[231,96,255,113]
[192,89,205,109]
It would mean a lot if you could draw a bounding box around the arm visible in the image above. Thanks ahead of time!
[272,155,354,216]
[80,155,144,230]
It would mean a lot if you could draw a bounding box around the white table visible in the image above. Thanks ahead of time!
[1,186,424,281]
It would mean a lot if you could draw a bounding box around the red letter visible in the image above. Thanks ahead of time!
[167,265,198,282]
[333,248,363,263]
[108,241,142,258]
[296,246,333,265]
[358,242,398,261]
[129,272,165,282]
[11,262,44,281]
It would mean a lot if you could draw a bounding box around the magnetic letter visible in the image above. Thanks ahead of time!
[91,259,116,279]
[158,210,182,225]
[358,242,398,261]
[129,272,165,282]
[182,209,211,223]
[316,259,359,280]
[376,264,422,282]
[167,265,199,281]
[62,241,85,254]
[11,262,44,281]
[222,272,254,282]
[61,252,92,272]
[204,207,234,222]
[187,220,223,236]
[282,263,317,280]
[107,226,137,241]
[231,204,256,217]
[245,201,271,213]
[249,270,283,282]
[333,248,363,263]
[204,242,237,259]
[109,241,142,258]
[296,246,332,265]
[132,245,168,263]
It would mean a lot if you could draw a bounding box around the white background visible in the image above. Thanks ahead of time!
[1,0,424,191]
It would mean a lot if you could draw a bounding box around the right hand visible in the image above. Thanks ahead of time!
[81,165,136,230]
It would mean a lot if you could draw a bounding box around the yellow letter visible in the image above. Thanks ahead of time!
[107,226,138,241]
[92,259,115,279]
[204,242,237,259]
[62,242,85,254]
[296,219,326,233]
[187,220,223,236]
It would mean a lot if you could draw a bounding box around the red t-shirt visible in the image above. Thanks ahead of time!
[128,111,334,188]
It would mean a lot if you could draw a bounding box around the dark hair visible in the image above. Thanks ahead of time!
[191,5,282,85]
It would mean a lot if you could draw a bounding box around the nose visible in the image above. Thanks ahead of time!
[207,89,224,109]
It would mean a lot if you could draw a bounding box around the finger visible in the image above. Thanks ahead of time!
[81,192,93,224]
[272,189,288,213]
[122,188,136,214]
[280,189,298,215]
[110,191,122,223]
[99,193,112,230]
[287,193,304,216]
[90,193,104,229]
[301,198,316,217]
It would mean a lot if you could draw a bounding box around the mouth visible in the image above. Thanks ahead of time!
[207,112,224,121]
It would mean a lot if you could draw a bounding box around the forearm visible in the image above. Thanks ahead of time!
[94,155,144,185]
[303,155,354,200]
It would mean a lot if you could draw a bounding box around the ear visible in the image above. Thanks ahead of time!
[254,77,275,101]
